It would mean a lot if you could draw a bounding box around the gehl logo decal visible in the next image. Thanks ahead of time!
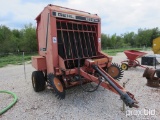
[53,12,100,23]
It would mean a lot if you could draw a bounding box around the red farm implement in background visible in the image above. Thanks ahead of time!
[121,50,147,70]
[31,4,138,108]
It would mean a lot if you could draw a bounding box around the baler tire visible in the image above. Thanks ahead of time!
[32,71,46,92]
[121,63,128,70]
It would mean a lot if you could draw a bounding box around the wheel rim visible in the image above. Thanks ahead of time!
[53,77,63,92]
[121,64,127,70]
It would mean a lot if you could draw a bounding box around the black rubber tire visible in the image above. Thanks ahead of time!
[32,71,46,92]
[121,63,128,70]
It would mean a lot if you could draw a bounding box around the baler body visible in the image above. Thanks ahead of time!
[32,4,111,75]
[31,4,138,108]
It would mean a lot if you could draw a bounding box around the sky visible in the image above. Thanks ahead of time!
[0,0,160,35]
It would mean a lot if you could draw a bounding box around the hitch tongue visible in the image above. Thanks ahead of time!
[92,65,139,108]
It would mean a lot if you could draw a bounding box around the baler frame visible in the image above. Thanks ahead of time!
[31,4,139,108]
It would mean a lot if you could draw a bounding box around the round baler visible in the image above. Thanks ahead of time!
[31,4,139,108]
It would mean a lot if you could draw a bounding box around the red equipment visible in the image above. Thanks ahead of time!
[121,50,147,70]
[31,4,138,108]
[143,68,160,87]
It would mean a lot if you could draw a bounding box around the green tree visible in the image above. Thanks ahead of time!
[135,28,152,47]
[150,27,160,44]
[0,25,12,53]
[10,29,23,52]
[101,33,111,49]
[123,32,136,47]
[116,35,124,47]
[109,34,124,48]
[21,23,37,52]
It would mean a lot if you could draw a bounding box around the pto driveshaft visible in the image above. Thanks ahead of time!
[92,65,138,108]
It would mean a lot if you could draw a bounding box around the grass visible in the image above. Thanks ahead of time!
[103,47,151,56]
[0,53,38,68]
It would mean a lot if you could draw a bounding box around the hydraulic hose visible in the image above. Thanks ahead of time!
[0,90,18,115]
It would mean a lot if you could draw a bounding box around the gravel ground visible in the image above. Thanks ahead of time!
[0,51,160,120]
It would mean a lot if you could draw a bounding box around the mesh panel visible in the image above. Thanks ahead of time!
[57,19,98,69]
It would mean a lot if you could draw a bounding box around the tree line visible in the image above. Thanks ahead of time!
[0,24,160,54]
[0,23,37,53]
[101,27,160,49]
